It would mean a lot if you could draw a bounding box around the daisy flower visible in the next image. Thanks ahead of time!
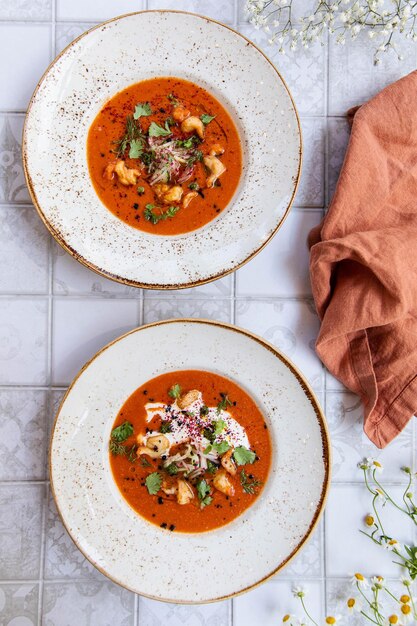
[292,586,306,599]
[346,596,362,613]
[351,573,368,589]
[371,575,385,589]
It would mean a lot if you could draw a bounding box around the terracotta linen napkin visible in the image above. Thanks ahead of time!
[309,70,417,448]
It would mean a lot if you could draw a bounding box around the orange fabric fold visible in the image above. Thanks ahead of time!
[309,70,417,448]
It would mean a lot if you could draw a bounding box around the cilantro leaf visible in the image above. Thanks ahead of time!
[133,102,152,119]
[233,446,256,466]
[168,384,182,399]
[196,479,212,508]
[214,419,226,435]
[145,472,162,495]
[217,393,233,414]
[201,113,215,125]
[160,421,172,434]
[129,138,144,159]
[111,421,133,442]
[148,121,172,137]
[213,440,230,455]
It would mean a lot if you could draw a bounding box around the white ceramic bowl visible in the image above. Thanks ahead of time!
[23,11,301,289]
[50,319,330,603]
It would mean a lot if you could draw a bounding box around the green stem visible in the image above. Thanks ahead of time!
[360,610,382,625]
[299,595,319,626]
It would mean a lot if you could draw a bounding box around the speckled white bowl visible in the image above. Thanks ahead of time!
[23,11,301,289]
[50,319,330,603]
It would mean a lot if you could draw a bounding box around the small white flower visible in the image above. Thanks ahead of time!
[351,573,369,589]
[346,596,362,613]
[292,585,306,598]
[282,615,301,625]
[381,537,401,551]
[371,575,385,589]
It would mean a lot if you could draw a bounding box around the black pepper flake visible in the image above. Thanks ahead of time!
[152,513,156,517]
[264,424,268,429]
[149,398,155,402]
[169,524,175,531]
[143,390,148,395]
[160,522,167,529]
[133,203,139,210]
[100,153,105,157]
[158,497,164,505]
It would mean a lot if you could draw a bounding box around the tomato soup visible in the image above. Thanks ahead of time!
[87,77,242,235]
[109,370,271,533]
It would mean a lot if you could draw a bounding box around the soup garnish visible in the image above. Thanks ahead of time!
[109,370,271,533]
[87,78,242,235]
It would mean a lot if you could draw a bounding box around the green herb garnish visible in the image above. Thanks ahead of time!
[233,446,256,466]
[207,460,218,474]
[167,93,179,105]
[128,138,144,159]
[112,115,144,158]
[137,186,145,195]
[160,421,172,434]
[165,463,179,476]
[203,427,215,443]
[148,121,172,137]
[188,181,199,191]
[240,469,262,495]
[177,136,199,149]
[214,419,226,435]
[213,440,230,455]
[109,440,137,462]
[168,384,182,400]
[217,393,233,414]
[200,113,215,125]
[144,204,179,224]
[203,444,212,454]
[200,404,209,417]
[111,421,133,442]
[145,472,162,495]
[140,456,151,467]
[133,102,152,119]
[196,479,212,508]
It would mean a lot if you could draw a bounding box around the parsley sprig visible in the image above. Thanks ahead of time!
[144,204,180,224]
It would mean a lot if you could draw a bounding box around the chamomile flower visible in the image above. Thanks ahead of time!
[381,537,401,551]
[346,597,362,613]
[351,573,368,589]
[401,576,412,588]
[400,603,413,622]
[371,575,384,587]
[325,615,342,624]
[384,616,400,625]
[375,488,387,504]
[282,615,300,625]
[358,458,372,471]
[372,460,383,472]
[292,586,306,599]
[364,514,375,527]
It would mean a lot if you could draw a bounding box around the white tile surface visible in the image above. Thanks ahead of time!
[0,0,52,20]
[236,210,321,297]
[56,0,141,22]
[0,484,44,580]
[329,33,417,116]
[0,389,48,480]
[0,24,52,111]
[1,2,416,624]
[43,581,135,626]
[326,484,415,577]
[0,115,31,204]
[235,299,324,391]
[52,299,139,384]
[233,580,323,626]
[0,206,50,294]
[147,0,235,23]
[327,392,414,482]
[138,597,231,625]
[0,298,48,384]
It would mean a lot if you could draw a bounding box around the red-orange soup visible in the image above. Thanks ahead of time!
[109,370,271,533]
[87,77,242,235]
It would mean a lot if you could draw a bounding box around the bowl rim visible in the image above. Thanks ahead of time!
[22,9,303,290]
[49,318,331,603]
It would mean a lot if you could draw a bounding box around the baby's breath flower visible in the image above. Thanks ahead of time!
[351,573,368,589]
